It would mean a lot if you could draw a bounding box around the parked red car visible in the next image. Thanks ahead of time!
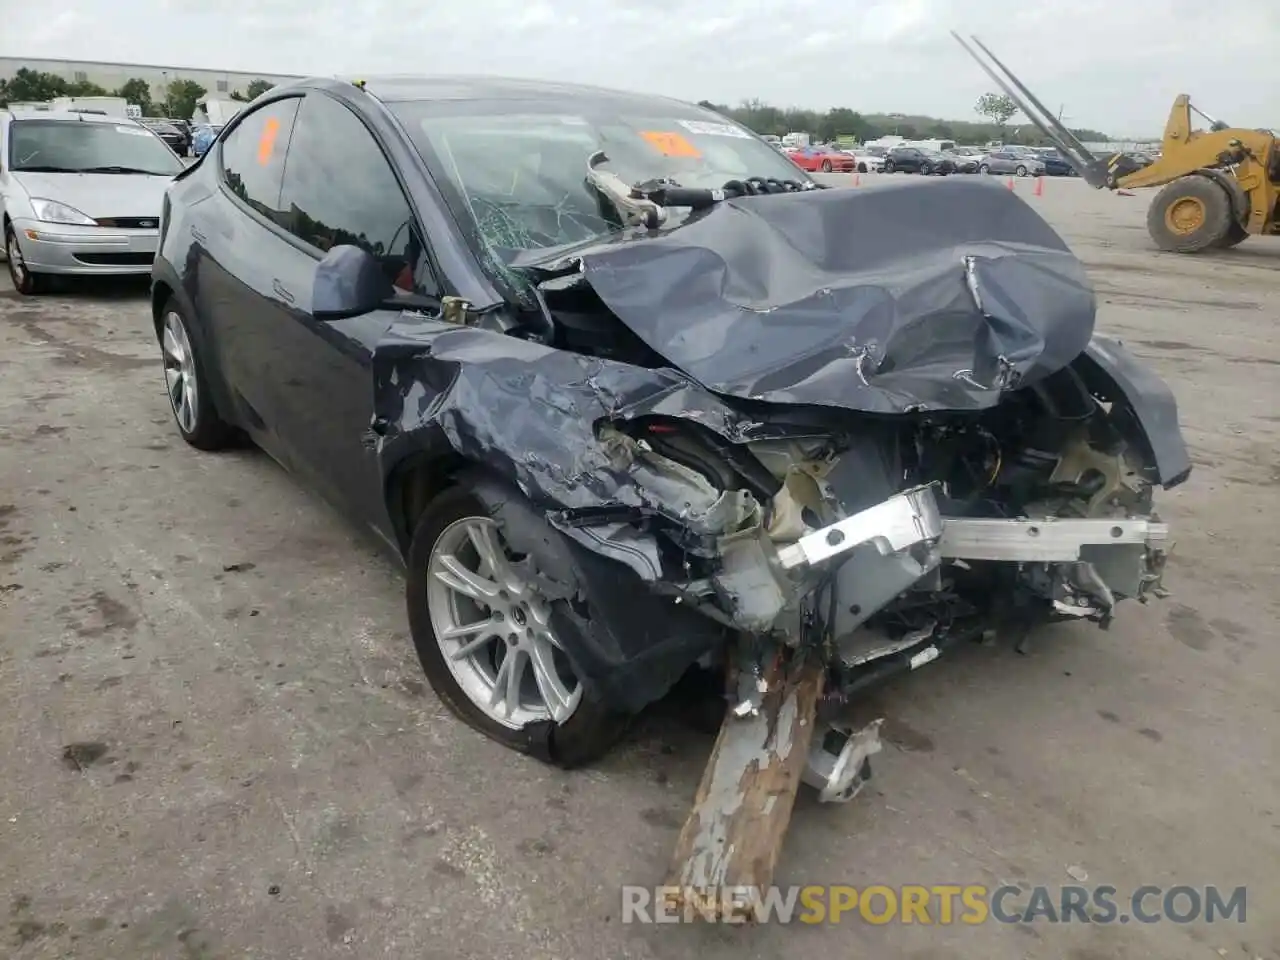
[787,144,855,173]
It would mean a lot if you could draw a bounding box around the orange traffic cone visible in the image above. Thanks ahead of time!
[1033,177,1044,197]
[853,173,861,186]
[1006,177,1015,190]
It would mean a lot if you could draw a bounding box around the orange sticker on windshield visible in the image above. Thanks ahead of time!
[640,130,701,158]
[256,116,281,166]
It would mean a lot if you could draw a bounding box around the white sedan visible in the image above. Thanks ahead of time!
[841,149,885,173]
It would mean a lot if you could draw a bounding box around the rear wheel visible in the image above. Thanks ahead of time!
[158,299,235,450]
[1146,176,1233,253]
[920,162,933,176]
[979,163,990,174]
[821,159,833,172]
[406,483,630,768]
[1015,164,1029,177]
[5,225,49,296]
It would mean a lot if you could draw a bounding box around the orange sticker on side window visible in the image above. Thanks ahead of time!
[256,116,281,166]
[639,130,702,158]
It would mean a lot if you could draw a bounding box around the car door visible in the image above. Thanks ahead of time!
[267,90,443,530]
[193,95,304,464]
[991,152,1013,174]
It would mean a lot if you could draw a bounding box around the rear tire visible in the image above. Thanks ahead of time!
[1015,165,1028,177]
[821,159,833,172]
[920,162,933,176]
[406,481,630,768]
[979,163,990,174]
[158,298,235,450]
[1146,176,1233,253]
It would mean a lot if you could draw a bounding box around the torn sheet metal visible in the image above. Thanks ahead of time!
[373,320,782,519]
[519,177,1096,413]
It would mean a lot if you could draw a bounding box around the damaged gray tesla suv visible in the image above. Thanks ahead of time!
[151,77,1191,772]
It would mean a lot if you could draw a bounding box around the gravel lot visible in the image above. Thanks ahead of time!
[1,174,1277,960]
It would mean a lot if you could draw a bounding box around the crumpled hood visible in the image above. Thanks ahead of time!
[12,171,171,221]
[527,177,1097,414]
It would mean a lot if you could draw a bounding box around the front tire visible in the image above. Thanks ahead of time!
[406,482,629,768]
[979,163,990,174]
[821,159,833,172]
[920,162,933,176]
[883,160,895,174]
[1015,164,1029,177]
[5,225,49,296]
[158,299,234,450]
[1146,176,1233,253]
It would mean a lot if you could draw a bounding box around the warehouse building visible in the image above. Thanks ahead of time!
[0,56,302,103]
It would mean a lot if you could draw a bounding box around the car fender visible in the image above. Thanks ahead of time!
[1070,335,1192,489]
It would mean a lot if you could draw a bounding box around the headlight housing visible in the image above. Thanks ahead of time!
[29,198,96,226]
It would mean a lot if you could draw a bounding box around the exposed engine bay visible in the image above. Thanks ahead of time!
[371,176,1191,743]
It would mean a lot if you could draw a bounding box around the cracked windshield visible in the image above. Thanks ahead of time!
[391,103,807,251]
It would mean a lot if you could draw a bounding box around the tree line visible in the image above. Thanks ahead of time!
[0,67,276,120]
[697,92,1109,145]
[1,65,1110,144]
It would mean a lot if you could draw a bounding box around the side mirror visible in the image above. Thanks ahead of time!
[311,244,394,320]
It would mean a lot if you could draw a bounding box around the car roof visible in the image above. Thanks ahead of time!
[279,74,709,114]
[5,109,136,124]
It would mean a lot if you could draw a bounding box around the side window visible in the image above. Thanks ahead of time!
[278,93,432,295]
[219,97,301,225]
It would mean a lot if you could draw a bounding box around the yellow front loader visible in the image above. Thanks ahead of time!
[954,33,1279,254]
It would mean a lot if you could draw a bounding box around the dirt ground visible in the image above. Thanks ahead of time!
[1,174,1277,960]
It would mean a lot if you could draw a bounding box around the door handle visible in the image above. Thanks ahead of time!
[271,279,295,304]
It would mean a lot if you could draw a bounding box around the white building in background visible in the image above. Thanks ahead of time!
[0,56,302,108]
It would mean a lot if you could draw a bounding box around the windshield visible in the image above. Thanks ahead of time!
[9,119,184,175]
[389,98,811,253]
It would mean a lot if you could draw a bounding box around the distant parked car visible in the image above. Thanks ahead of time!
[0,108,184,294]
[841,148,884,173]
[139,118,191,156]
[945,150,980,174]
[1036,149,1077,177]
[978,150,1046,177]
[883,147,954,175]
[786,144,856,173]
[190,123,224,157]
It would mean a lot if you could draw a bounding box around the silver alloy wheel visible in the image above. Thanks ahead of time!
[6,231,28,287]
[426,516,583,729]
[161,311,199,434]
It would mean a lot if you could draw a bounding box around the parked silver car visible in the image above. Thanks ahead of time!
[1,109,184,294]
[978,149,1046,177]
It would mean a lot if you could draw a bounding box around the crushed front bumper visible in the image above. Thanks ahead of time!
[938,515,1170,603]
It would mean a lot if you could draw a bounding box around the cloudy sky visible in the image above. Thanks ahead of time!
[3,0,1276,135]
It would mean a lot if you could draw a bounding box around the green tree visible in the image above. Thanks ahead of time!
[245,79,275,100]
[975,92,1019,136]
[66,79,109,96]
[165,79,207,120]
[114,78,154,115]
[1,67,69,102]
[230,90,249,102]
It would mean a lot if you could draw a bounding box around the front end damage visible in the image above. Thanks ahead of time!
[372,177,1190,800]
